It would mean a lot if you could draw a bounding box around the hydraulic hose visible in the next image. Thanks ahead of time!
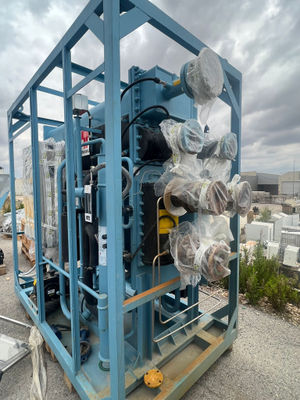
[121,105,170,140]
[83,163,132,199]
[121,77,162,101]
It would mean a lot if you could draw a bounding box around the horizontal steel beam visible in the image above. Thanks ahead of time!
[7,0,104,117]
[38,85,99,106]
[67,62,105,98]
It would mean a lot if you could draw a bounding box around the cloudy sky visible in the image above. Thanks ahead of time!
[0,0,299,177]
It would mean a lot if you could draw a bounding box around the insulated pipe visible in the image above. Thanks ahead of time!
[57,159,71,320]
[98,294,110,368]
[96,141,110,366]
[75,116,84,285]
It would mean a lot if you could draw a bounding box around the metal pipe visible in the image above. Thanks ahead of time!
[98,293,110,365]
[81,137,105,148]
[153,299,221,343]
[162,81,184,100]
[158,289,222,326]
[57,159,71,320]
[151,251,168,342]
[121,156,134,229]
[43,256,101,301]
[0,315,32,329]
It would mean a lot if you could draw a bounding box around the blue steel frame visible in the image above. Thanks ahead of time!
[8,1,242,399]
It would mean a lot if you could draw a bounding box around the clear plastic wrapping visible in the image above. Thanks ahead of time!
[0,209,24,233]
[154,119,204,196]
[29,326,47,400]
[160,119,204,158]
[201,158,232,183]
[23,138,65,258]
[163,177,228,216]
[169,217,232,288]
[226,174,252,217]
[198,132,237,161]
[186,48,224,106]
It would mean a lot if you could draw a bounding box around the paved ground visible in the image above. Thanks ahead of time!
[0,237,299,400]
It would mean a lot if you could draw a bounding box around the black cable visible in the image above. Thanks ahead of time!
[121,77,161,101]
[130,215,177,261]
[133,159,161,176]
[121,105,170,140]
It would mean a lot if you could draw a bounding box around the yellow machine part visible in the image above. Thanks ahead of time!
[159,209,178,234]
[144,369,164,389]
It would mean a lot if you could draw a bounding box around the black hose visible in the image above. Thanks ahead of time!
[83,163,132,199]
[121,105,170,140]
[121,77,161,101]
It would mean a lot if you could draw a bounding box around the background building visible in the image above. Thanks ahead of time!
[279,171,300,196]
[241,171,279,195]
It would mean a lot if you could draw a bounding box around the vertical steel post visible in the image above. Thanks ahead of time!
[29,88,46,322]
[229,76,242,325]
[7,117,20,284]
[103,0,125,397]
[62,48,81,373]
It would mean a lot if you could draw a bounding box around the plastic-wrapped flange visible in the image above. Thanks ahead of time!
[195,240,231,282]
[183,48,224,106]
[163,177,228,216]
[160,118,204,157]
[226,175,252,217]
[169,219,231,288]
[198,132,237,161]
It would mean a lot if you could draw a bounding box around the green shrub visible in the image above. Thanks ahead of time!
[221,243,298,312]
[265,275,295,312]
[245,270,263,305]
[257,208,271,222]
[289,290,300,306]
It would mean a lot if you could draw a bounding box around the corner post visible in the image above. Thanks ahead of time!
[103,0,125,397]
[62,48,81,373]
[29,88,46,322]
[229,75,242,327]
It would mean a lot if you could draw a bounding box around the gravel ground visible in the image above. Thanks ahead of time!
[0,237,299,400]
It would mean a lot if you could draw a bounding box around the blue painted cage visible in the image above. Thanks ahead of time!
[8,1,242,399]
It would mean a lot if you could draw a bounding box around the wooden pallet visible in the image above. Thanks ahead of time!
[21,234,35,266]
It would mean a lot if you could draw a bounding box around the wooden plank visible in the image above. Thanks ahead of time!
[123,277,180,313]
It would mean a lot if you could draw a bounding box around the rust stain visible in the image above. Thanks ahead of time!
[195,330,219,344]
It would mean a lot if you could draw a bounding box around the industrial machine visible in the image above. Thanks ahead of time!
[8,1,246,399]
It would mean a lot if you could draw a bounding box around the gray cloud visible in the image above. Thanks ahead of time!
[1,0,300,177]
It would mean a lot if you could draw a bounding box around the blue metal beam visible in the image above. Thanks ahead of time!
[29,88,46,323]
[129,0,206,55]
[85,12,104,43]
[223,72,240,117]
[7,0,104,117]
[120,6,150,38]
[103,0,125,397]
[38,85,99,106]
[9,122,31,142]
[67,62,105,98]
[62,47,81,373]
